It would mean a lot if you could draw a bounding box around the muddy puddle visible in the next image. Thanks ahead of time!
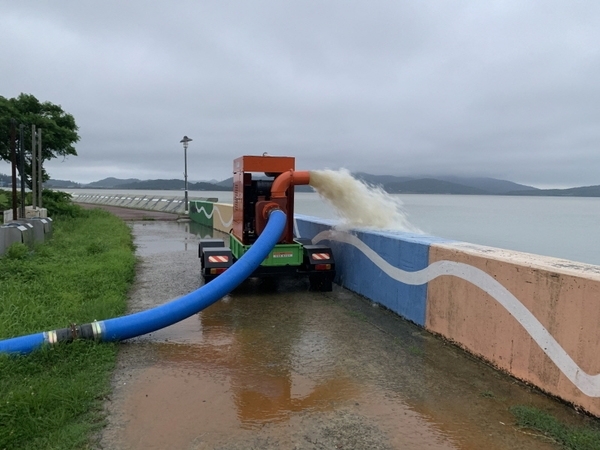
[99,220,585,449]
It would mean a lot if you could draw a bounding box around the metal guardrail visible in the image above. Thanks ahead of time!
[70,193,217,215]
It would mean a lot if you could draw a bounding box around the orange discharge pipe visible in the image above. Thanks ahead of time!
[271,170,310,198]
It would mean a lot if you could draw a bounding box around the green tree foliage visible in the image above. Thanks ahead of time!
[0,93,80,186]
[40,189,83,218]
[0,190,9,211]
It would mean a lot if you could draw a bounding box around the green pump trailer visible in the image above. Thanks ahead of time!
[199,155,335,291]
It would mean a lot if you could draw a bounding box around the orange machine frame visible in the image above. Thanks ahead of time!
[232,155,296,244]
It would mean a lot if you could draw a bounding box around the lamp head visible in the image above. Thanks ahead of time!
[180,135,192,149]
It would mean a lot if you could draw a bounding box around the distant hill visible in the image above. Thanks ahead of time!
[213,174,600,196]
[434,176,538,195]
[216,177,233,188]
[188,181,232,191]
[46,179,82,188]
[117,179,183,190]
[353,173,414,185]
[384,178,488,195]
[117,179,231,191]
[508,185,600,197]
[215,175,313,192]
[0,173,14,187]
[45,177,230,191]
[352,174,538,195]
[86,177,141,188]
[40,172,600,197]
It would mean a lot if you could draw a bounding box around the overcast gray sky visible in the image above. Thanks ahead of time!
[1,1,599,188]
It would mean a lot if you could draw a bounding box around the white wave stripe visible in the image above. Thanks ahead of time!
[313,229,600,397]
[195,205,233,228]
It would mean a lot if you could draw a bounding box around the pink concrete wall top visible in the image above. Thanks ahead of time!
[427,241,600,416]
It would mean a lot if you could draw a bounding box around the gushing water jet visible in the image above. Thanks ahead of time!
[309,169,421,232]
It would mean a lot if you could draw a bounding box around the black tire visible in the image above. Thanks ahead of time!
[203,274,215,284]
[309,274,333,292]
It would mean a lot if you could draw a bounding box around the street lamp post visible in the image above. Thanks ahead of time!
[179,135,192,214]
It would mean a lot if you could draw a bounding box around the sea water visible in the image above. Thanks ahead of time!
[67,187,600,266]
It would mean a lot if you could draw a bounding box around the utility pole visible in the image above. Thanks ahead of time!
[32,124,37,209]
[19,124,25,219]
[38,128,42,208]
[10,119,17,220]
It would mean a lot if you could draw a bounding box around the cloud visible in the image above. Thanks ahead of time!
[1,0,599,187]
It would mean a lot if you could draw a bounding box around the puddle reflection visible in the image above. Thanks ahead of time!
[155,293,359,428]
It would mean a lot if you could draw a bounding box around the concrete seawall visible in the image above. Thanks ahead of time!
[76,194,600,417]
[295,214,600,417]
[191,199,600,417]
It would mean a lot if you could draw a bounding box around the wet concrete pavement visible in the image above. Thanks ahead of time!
[80,203,180,221]
[95,210,584,450]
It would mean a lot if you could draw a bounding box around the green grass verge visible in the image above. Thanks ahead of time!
[511,405,600,450]
[0,208,136,449]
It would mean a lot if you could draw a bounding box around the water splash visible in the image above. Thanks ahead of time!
[309,169,422,233]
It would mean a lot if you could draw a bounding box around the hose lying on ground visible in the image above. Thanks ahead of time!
[0,209,287,355]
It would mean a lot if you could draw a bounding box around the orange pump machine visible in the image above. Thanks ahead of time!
[198,154,335,291]
[232,155,309,245]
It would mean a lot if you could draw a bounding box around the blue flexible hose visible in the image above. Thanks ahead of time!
[0,332,46,355]
[0,210,287,355]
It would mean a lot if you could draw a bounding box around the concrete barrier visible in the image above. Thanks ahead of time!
[0,222,34,254]
[213,204,233,233]
[189,201,233,233]
[0,228,5,256]
[25,218,53,242]
[293,214,600,417]
[0,217,53,257]
[3,206,47,223]
[189,200,213,226]
[22,220,44,243]
[2,210,13,223]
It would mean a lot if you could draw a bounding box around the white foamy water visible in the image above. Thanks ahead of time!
[309,169,421,232]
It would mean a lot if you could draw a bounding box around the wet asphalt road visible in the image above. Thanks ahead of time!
[88,206,584,450]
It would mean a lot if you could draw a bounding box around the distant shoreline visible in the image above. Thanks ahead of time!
[50,185,600,198]
[5,172,599,197]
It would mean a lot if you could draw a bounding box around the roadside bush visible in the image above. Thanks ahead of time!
[5,242,29,260]
[41,189,84,218]
[1,189,83,222]
[0,190,9,223]
[0,190,9,211]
